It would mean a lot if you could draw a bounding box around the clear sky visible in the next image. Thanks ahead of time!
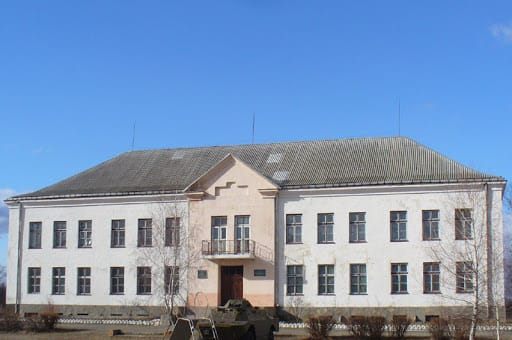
[1,1,511,266]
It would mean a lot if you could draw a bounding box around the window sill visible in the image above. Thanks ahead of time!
[318,293,336,296]
[137,293,152,296]
[286,242,304,245]
[110,293,125,295]
[286,293,304,296]
[350,293,368,295]
[28,292,40,295]
[317,242,336,245]
[391,292,409,295]
[28,247,42,250]
[423,238,441,241]
[424,292,441,294]
[77,294,91,296]
[137,245,153,248]
[349,241,367,244]
[111,245,126,248]
[390,240,408,243]
[53,247,67,249]
[456,291,474,294]
[78,246,92,249]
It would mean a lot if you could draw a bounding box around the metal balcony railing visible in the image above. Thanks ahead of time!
[201,239,255,257]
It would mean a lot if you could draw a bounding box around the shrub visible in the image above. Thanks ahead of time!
[428,317,450,340]
[449,317,471,340]
[390,315,411,339]
[305,315,335,340]
[348,316,386,340]
[0,312,22,332]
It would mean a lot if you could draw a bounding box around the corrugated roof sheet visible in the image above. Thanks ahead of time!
[12,137,504,199]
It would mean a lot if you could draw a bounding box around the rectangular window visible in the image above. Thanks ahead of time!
[349,212,366,243]
[350,264,367,295]
[455,209,473,240]
[77,267,91,295]
[197,270,208,279]
[110,267,124,295]
[318,213,334,243]
[456,262,474,293]
[137,267,152,295]
[390,211,407,241]
[286,265,304,295]
[423,262,440,294]
[165,217,180,246]
[138,219,152,247]
[423,210,440,240]
[111,219,125,248]
[211,216,227,254]
[391,263,408,294]
[318,264,335,295]
[53,221,67,248]
[78,220,92,248]
[29,222,42,249]
[235,215,251,253]
[165,266,179,295]
[286,214,302,244]
[27,267,41,294]
[52,267,65,295]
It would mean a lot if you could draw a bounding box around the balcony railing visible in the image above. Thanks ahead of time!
[202,240,255,259]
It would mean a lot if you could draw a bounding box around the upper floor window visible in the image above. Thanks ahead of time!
[165,217,180,247]
[317,213,334,243]
[138,219,152,247]
[350,264,367,295]
[111,219,125,248]
[165,266,180,295]
[137,267,152,295]
[77,267,91,295]
[29,222,42,249]
[78,220,92,248]
[53,221,67,248]
[286,265,304,295]
[349,212,366,243]
[235,215,251,254]
[318,264,335,295]
[456,261,474,293]
[455,209,473,240]
[110,267,124,295]
[286,214,302,244]
[211,216,227,253]
[423,210,440,240]
[423,262,440,294]
[390,211,407,242]
[52,267,65,295]
[391,263,408,294]
[27,267,41,294]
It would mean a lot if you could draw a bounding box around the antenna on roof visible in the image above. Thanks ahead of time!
[252,113,255,144]
[131,122,136,151]
[398,98,401,136]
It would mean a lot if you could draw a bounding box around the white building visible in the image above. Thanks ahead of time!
[5,137,506,320]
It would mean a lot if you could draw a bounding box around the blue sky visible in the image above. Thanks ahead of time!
[1,1,512,266]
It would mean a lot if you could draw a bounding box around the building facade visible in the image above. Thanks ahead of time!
[5,137,506,320]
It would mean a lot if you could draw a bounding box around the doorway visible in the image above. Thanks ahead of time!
[220,266,243,305]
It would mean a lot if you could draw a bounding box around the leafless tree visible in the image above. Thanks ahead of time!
[427,187,505,340]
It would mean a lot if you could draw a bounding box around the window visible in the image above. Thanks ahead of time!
[52,267,65,295]
[423,262,440,293]
[27,267,41,294]
[318,264,335,295]
[350,264,367,294]
[77,267,91,295]
[235,215,251,253]
[254,269,266,277]
[318,213,334,243]
[137,267,152,295]
[391,263,408,294]
[165,218,180,246]
[29,222,42,249]
[455,209,473,240]
[456,262,474,293]
[53,221,66,248]
[197,270,208,279]
[78,220,92,248]
[423,210,440,240]
[111,220,125,248]
[349,212,366,243]
[110,267,124,295]
[138,219,152,247]
[165,266,179,294]
[286,214,302,244]
[390,211,407,241]
[211,216,227,253]
[287,265,304,295]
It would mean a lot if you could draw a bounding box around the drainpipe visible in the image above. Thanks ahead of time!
[15,200,25,314]
[273,191,279,313]
[485,183,494,318]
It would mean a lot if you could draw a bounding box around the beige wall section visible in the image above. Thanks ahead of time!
[186,155,277,308]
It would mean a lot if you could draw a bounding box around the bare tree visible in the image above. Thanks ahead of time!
[427,187,505,340]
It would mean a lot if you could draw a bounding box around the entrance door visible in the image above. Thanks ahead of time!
[220,266,243,305]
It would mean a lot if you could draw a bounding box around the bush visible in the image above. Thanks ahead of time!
[0,312,22,332]
[449,317,471,340]
[428,317,450,340]
[305,315,335,340]
[348,316,386,340]
[390,315,411,339]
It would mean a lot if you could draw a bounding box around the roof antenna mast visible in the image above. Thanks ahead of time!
[131,122,136,151]
[252,113,255,144]
[398,98,401,136]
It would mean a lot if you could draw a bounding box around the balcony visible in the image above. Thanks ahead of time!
[201,240,256,260]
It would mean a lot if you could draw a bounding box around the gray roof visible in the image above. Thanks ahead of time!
[12,137,504,200]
